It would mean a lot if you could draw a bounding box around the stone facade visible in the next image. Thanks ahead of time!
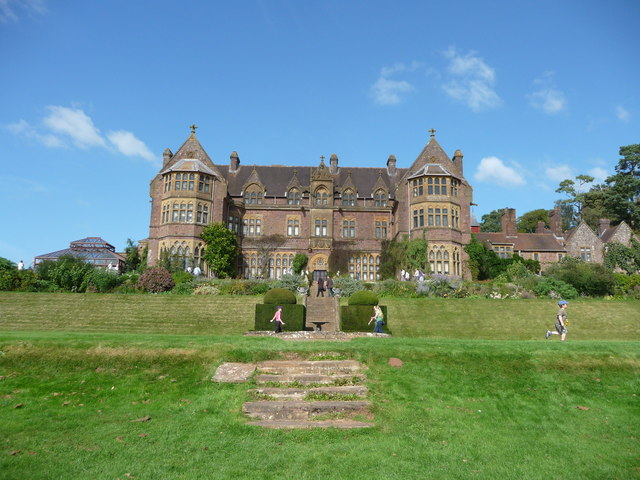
[564,221,605,264]
[145,128,473,279]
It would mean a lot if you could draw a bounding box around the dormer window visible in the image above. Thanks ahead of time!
[374,190,387,207]
[244,185,264,205]
[342,189,355,207]
[287,188,301,205]
[315,188,329,205]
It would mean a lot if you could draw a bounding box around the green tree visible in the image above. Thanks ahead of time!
[124,238,141,272]
[0,257,16,272]
[292,253,308,274]
[379,238,408,279]
[517,209,550,233]
[200,222,238,278]
[604,239,640,274]
[480,209,506,232]
[555,174,595,228]
[603,144,640,229]
[405,238,428,271]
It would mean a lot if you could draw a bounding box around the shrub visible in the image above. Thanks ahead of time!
[292,253,308,274]
[193,284,221,295]
[136,267,175,293]
[545,258,615,296]
[534,277,578,299]
[0,269,20,291]
[373,279,415,297]
[272,273,306,293]
[264,288,297,305]
[36,256,96,292]
[348,290,379,306]
[341,305,388,332]
[332,276,364,297]
[172,281,195,295]
[84,269,123,293]
[172,271,194,285]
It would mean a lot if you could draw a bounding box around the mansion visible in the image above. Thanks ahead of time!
[144,127,473,279]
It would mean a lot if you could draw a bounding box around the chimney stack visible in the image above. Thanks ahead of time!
[386,155,397,176]
[598,218,610,237]
[329,153,339,174]
[163,148,173,168]
[535,221,546,234]
[229,151,240,173]
[502,208,517,237]
[452,149,464,176]
[549,208,562,236]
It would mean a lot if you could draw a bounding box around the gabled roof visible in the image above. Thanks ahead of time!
[475,232,566,252]
[407,163,458,180]
[160,158,217,176]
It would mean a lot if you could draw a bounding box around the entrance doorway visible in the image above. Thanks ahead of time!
[312,270,327,283]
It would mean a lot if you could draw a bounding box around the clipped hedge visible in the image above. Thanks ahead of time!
[254,304,306,331]
[264,288,297,305]
[348,290,379,305]
[340,305,388,333]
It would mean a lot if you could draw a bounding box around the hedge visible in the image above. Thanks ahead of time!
[254,304,306,331]
[340,305,388,333]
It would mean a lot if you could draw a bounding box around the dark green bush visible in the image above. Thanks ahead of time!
[35,256,96,292]
[534,277,578,299]
[348,290,379,305]
[84,269,123,293]
[254,304,305,331]
[264,288,297,305]
[0,269,20,291]
[172,281,195,295]
[136,267,175,293]
[341,305,388,332]
[545,258,615,296]
[373,279,415,297]
[172,271,194,285]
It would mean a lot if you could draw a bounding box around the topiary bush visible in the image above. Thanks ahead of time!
[136,267,175,293]
[348,290,379,306]
[264,287,297,305]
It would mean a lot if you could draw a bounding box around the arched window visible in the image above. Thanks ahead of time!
[244,184,264,205]
[315,188,329,205]
[342,189,355,207]
[374,190,387,207]
[287,188,301,205]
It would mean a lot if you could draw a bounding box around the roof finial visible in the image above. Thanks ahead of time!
[190,124,198,134]
[320,155,325,165]
[429,128,436,139]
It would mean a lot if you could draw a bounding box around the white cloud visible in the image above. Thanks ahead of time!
[107,130,157,163]
[442,47,501,112]
[545,165,573,183]
[0,0,46,23]
[588,167,608,184]
[474,156,525,187]
[7,105,157,163]
[43,106,106,149]
[370,62,422,106]
[615,106,630,122]
[371,77,415,106]
[528,72,567,114]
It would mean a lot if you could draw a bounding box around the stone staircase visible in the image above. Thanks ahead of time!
[304,285,339,332]
[243,360,373,429]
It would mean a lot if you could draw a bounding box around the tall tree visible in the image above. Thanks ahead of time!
[480,208,506,232]
[516,209,550,233]
[603,144,640,230]
[200,222,238,278]
[124,238,141,272]
[555,174,594,228]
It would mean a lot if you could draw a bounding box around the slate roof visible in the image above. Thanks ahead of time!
[35,237,125,264]
[215,164,408,199]
[407,163,459,180]
[475,232,565,252]
[160,158,217,176]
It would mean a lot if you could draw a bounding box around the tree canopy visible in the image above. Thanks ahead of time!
[516,209,550,233]
[200,222,238,278]
[479,208,506,232]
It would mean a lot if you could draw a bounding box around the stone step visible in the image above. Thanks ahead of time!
[243,400,371,421]
[247,419,374,429]
[251,385,369,400]
[256,373,365,385]
[257,360,362,375]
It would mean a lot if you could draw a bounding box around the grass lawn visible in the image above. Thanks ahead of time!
[0,293,638,479]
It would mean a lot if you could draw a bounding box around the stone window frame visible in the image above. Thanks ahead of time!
[349,253,381,281]
[428,244,457,275]
[164,173,172,192]
[315,187,330,206]
[314,218,328,237]
[287,188,301,205]
[286,215,301,237]
[342,218,356,238]
[413,208,425,228]
[374,217,388,239]
[243,214,263,237]
[198,174,211,193]
[427,176,447,196]
[580,247,592,262]
[374,189,388,207]
[342,189,356,207]
[174,172,195,191]
[243,184,264,205]
[412,178,424,197]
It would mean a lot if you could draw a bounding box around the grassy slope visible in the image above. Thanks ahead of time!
[0,293,639,479]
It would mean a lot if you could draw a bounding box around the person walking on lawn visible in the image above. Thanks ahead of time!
[270,306,285,333]
[368,305,385,333]
[546,300,569,341]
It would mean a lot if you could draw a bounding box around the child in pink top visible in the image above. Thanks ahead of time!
[270,306,285,333]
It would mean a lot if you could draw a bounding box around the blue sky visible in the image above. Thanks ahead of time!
[1,0,638,266]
